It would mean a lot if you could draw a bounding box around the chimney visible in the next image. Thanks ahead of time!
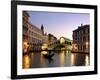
[81,24,83,27]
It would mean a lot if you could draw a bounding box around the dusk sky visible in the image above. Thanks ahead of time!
[27,11,90,40]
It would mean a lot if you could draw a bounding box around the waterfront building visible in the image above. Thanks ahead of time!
[48,33,57,45]
[28,23,43,50]
[23,11,44,51]
[72,24,90,53]
[23,11,57,51]
[23,11,30,53]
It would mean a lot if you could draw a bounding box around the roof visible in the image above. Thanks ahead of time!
[73,24,90,32]
[60,37,72,42]
[23,11,30,17]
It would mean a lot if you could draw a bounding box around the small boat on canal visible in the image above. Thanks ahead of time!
[41,51,54,59]
[43,52,54,59]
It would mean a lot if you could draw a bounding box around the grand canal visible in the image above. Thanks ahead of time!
[23,50,90,69]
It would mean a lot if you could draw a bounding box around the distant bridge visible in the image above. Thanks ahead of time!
[48,39,72,51]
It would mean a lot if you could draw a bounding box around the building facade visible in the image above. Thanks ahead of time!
[28,23,43,50]
[23,11,57,52]
[72,24,90,53]
[23,11,30,53]
[23,11,44,51]
[48,33,57,45]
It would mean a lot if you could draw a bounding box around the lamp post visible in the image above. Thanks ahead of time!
[23,41,29,54]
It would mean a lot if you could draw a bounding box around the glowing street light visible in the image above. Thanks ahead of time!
[23,41,29,53]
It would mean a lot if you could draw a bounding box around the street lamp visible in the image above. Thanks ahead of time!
[23,41,29,53]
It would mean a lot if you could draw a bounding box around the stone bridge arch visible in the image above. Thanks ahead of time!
[48,37,72,51]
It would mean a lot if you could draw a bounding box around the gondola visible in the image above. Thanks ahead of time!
[43,52,54,59]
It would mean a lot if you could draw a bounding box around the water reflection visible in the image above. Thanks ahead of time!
[71,53,74,66]
[23,54,30,69]
[40,53,47,67]
[23,50,90,68]
[85,55,89,66]
[59,51,65,67]
[71,53,90,66]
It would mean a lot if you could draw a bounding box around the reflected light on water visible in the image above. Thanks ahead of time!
[23,55,30,69]
[41,51,48,55]
[40,52,47,67]
[71,54,75,66]
[22,51,90,68]
[85,55,89,66]
[59,51,65,66]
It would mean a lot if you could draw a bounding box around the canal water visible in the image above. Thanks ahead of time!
[23,50,90,69]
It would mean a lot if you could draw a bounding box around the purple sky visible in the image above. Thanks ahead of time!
[27,11,90,40]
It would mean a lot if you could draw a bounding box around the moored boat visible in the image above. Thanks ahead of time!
[43,53,54,59]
